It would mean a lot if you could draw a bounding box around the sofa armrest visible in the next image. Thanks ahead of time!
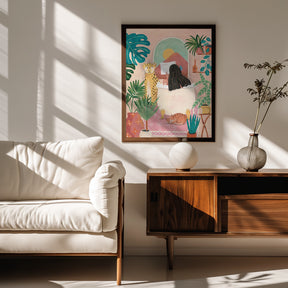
[89,160,126,232]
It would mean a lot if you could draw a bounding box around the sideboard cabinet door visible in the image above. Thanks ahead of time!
[147,176,216,233]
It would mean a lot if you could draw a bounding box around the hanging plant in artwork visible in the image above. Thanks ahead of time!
[200,55,212,76]
[193,74,211,108]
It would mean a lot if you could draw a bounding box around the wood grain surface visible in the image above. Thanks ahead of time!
[148,176,216,233]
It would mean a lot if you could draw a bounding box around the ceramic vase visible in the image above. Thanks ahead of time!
[237,133,267,172]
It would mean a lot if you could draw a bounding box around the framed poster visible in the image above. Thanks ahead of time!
[122,24,215,142]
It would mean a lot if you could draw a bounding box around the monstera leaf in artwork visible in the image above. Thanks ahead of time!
[126,33,151,65]
[126,63,135,80]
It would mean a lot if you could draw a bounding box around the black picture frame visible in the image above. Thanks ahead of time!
[122,24,216,142]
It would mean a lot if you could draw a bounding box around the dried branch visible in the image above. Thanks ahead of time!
[244,60,288,134]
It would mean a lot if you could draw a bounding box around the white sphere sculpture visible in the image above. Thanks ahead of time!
[169,142,198,171]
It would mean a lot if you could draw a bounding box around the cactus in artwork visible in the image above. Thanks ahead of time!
[187,114,200,134]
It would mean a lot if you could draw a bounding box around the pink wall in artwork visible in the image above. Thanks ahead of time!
[127,28,212,78]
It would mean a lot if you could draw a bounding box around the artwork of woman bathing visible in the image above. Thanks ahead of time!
[123,25,215,141]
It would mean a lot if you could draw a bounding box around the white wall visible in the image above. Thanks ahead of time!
[1,0,288,255]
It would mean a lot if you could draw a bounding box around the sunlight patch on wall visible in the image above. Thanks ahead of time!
[223,118,249,162]
[52,2,123,143]
[54,60,88,126]
[53,58,122,143]
[89,83,121,139]
[0,23,8,79]
[54,2,88,61]
[223,117,288,168]
[90,27,121,90]
[0,88,8,139]
[0,0,8,14]
[53,117,86,141]
[0,0,8,140]
[261,136,288,168]
[40,0,46,41]
[35,0,47,141]
[36,51,45,141]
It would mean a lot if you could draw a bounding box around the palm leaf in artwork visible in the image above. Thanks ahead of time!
[135,95,159,130]
[126,80,146,112]
[185,34,206,55]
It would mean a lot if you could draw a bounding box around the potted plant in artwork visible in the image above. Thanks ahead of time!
[237,59,288,171]
[185,35,212,76]
[192,74,211,114]
[185,34,207,55]
[125,80,145,137]
[186,114,200,137]
[135,95,159,137]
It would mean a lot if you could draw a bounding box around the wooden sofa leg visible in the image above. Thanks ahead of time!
[117,255,122,285]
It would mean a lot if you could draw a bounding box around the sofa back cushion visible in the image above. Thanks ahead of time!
[0,137,103,200]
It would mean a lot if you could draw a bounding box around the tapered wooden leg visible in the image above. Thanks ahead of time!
[166,236,174,270]
[116,178,124,285]
[117,255,122,285]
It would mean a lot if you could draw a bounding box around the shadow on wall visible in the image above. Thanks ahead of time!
[2,0,288,176]
[1,0,215,176]
[2,0,149,173]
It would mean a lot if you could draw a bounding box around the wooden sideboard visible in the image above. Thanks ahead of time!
[147,169,288,268]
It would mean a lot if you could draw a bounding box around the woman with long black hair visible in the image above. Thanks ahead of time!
[168,64,191,91]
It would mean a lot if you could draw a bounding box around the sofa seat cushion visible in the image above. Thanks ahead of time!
[0,200,103,233]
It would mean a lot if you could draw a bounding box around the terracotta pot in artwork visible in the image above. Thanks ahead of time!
[187,132,197,138]
[126,112,144,137]
[196,47,204,55]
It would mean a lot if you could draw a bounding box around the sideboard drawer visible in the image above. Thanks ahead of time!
[220,194,288,233]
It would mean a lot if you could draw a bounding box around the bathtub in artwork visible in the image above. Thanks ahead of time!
[145,83,199,138]
[157,83,196,116]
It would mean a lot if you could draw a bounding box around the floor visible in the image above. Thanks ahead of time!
[1,255,288,287]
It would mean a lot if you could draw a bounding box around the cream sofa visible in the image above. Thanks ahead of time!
[0,137,125,285]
